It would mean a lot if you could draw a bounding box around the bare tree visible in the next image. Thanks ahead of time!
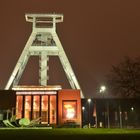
[107,57,140,97]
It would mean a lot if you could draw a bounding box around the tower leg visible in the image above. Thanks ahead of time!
[13,55,29,86]
[52,32,84,98]
[5,32,36,89]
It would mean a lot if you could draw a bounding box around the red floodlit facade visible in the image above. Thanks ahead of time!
[58,90,81,126]
[14,86,81,127]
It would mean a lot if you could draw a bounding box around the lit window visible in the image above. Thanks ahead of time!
[63,101,77,119]
[16,96,23,119]
[24,96,31,119]
[33,96,40,119]
[50,96,56,124]
[41,95,48,123]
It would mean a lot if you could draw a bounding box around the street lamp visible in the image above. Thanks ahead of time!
[82,106,85,111]
[99,85,110,128]
[88,98,91,103]
[119,104,122,128]
[88,98,91,128]
[82,106,85,127]
[100,85,106,94]
[131,107,134,111]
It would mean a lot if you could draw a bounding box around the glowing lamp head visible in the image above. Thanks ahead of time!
[88,98,91,103]
[131,107,134,111]
[100,85,106,93]
[82,106,85,110]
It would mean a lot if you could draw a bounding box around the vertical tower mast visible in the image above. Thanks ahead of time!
[5,13,84,98]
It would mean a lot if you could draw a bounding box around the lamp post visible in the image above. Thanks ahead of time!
[82,106,85,127]
[100,85,110,128]
[88,98,91,128]
[100,86,106,127]
[119,103,122,128]
[94,100,98,128]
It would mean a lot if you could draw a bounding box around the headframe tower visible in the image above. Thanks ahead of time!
[5,13,84,98]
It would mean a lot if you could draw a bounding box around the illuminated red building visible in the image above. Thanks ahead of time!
[13,85,81,127]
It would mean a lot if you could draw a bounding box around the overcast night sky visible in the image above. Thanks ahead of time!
[0,0,140,97]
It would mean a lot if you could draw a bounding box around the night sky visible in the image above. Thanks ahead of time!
[0,0,140,97]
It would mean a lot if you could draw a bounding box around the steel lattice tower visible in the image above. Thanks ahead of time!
[5,13,84,98]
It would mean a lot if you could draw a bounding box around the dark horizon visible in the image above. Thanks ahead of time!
[0,0,140,97]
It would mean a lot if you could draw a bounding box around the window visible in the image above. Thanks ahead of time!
[50,96,56,124]
[24,96,31,119]
[16,96,23,119]
[33,96,40,119]
[41,95,48,123]
[16,92,57,124]
[63,100,77,119]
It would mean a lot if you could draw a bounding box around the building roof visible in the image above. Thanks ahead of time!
[12,85,62,91]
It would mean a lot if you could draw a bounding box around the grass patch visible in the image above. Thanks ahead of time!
[0,128,140,140]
